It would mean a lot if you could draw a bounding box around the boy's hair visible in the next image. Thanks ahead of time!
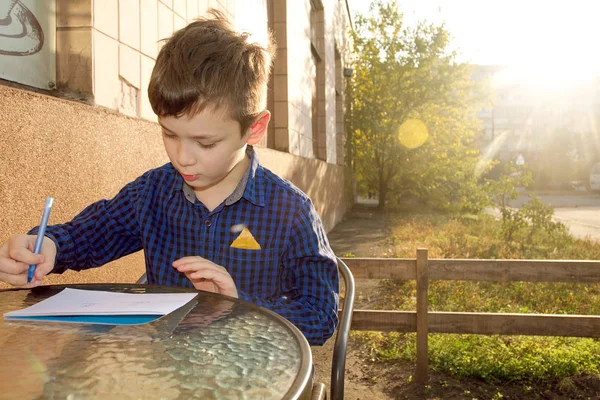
[148,10,276,135]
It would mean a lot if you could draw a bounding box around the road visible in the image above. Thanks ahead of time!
[505,193,600,242]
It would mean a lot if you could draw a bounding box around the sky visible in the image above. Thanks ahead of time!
[348,0,600,86]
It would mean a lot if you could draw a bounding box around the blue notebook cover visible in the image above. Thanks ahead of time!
[4,314,163,325]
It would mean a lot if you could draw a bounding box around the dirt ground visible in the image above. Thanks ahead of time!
[315,204,600,400]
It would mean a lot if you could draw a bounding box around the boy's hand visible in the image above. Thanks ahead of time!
[0,234,57,287]
[173,256,238,298]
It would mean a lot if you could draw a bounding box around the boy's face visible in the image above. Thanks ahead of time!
[159,106,250,190]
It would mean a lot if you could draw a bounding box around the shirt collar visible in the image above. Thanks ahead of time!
[175,146,265,207]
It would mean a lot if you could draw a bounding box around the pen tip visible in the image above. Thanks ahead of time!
[46,197,54,207]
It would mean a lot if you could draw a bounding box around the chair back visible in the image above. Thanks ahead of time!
[331,256,355,400]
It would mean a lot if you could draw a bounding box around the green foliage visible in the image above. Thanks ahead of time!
[484,162,533,209]
[498,207,527,243]
[498,196,570,247]
[348,0,489,210]
[365,333,600,383]
[482,161,571,246]
[433,335,600,383]
[357,208,600,382]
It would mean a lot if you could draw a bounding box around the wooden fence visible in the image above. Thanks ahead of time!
[341,249,600,382]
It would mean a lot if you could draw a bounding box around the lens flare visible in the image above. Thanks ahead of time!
[398,119,429,149]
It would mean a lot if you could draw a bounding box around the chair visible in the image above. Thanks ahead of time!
[328,256,356,400]
[311,256,356,400]
[136,256,355,400]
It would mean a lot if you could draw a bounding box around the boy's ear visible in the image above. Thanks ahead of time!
[246,111,271,145]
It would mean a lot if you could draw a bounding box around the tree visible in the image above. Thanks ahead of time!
[349,0,487,210]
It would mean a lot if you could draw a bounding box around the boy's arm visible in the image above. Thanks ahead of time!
[237,199,339,346]
[28,180,144,273]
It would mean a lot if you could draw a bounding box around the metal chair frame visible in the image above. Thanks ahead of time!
[329,256,355,400]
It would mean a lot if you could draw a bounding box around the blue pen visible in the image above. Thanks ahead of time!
[27,197,54,283]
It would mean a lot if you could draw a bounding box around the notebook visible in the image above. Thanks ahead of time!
[3,288,198,325]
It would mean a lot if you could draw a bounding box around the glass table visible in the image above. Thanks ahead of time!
[0,284,312,399]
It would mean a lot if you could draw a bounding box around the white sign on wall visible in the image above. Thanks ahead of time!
[0,0,56,90]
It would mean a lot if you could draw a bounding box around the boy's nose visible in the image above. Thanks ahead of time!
[176,143,195,167]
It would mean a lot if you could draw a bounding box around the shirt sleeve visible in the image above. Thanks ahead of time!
[28,179,144,273]
[237,198,340,346]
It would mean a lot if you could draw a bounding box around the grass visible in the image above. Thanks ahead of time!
[354,207,600,383]
[356,332,600,383]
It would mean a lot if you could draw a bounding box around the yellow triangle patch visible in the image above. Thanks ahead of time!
[230,227,261,250]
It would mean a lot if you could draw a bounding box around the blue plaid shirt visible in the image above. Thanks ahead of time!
[34,148,339,345]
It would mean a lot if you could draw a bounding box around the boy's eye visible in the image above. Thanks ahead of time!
[162,131,176,139]
[198,142,216,149]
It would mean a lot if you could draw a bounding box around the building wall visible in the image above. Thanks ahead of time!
[323,0,336,164]
[83,1,251,119]
[272,0,350,163]
[0,86,162,285]
[281,0,314,157]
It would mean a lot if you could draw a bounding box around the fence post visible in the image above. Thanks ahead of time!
[416,248,429,383]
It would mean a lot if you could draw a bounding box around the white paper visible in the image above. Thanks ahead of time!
[4,288,198,317]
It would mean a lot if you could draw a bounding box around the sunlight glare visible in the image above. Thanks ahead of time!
[475,131,509,177]
[396,0,600,89]
[234,0,270,49]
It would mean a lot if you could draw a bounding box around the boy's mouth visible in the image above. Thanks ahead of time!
[181,173,199,182]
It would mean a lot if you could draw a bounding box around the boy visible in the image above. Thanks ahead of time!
[0,11,339,346]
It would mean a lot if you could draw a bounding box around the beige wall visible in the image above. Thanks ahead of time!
[0,85,164,286]
[0,85,348,286]
[256,147,346,231]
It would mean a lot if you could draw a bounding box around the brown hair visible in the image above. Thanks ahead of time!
[148,10,276,135]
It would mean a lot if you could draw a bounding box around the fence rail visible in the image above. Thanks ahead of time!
[341,250,600,382]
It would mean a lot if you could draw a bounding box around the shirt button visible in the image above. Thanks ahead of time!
[205,219,212,227]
